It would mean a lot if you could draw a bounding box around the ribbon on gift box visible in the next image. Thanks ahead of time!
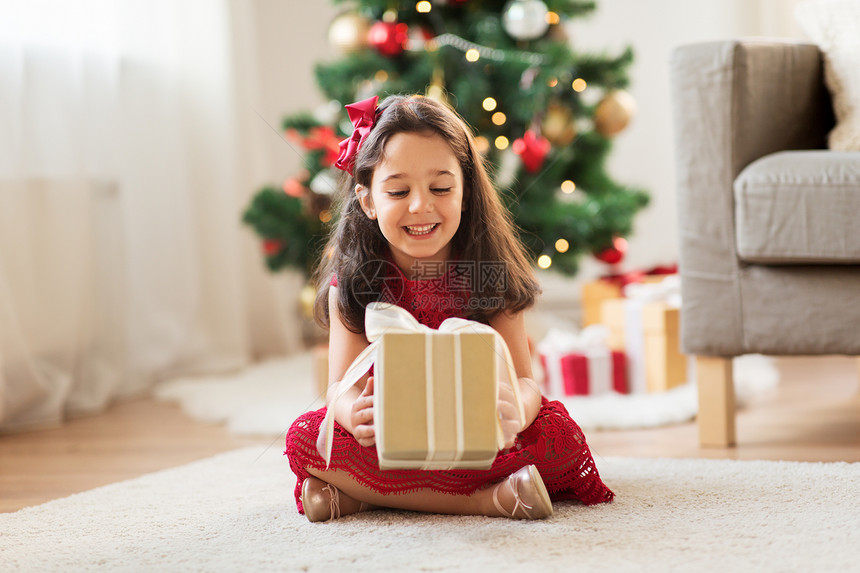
[622,274,682,306]
[600,263,678,289]
[316,302,526,469]
[621,275,682,393]
[537,325,621,397]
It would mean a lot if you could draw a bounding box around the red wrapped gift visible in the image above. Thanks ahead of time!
[537,326,629,397]
[556,351,628,395]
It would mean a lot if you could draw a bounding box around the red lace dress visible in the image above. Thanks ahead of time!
[284,266,614,512]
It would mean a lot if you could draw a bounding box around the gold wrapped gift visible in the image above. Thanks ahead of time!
[581,275,672,327]
[375,331,499,470]
[582,279,624,327]
[601,298,685,393]
[313,343,329,397]
[316,302,522,471]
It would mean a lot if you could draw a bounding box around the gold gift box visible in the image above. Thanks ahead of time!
[313,343,329,397]
[581,275,669,327]
[582,279,624,327]
[375,331,499,470]
[601,299,685,393]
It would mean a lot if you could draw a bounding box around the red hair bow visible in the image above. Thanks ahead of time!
[335,96,379,176]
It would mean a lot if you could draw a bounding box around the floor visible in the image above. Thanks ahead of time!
[1,355,858,513]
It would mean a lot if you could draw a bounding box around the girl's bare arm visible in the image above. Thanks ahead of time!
[327,286,372,437]
[489,308,543,430]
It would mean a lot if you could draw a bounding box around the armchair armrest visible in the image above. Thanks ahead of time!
[670,40,833,356]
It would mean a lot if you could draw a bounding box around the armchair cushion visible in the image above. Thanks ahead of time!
[734,150,860,264]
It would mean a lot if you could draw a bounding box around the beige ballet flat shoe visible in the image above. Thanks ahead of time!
[492,465,553,520]
[301,477,369,523]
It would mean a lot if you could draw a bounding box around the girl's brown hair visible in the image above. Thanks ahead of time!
[312,94,540,333]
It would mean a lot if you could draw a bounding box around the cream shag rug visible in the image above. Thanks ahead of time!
[155,353,778,435]
[2,446,857,572]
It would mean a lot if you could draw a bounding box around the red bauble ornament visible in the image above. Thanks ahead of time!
[263,239,284,256]
[368,21,409,57]
[512,130,551,173]
[594,237,628,265]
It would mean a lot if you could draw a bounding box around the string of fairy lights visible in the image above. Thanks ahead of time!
[426,33,547,65]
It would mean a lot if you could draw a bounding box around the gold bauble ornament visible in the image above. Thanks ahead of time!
[299,283,317,319]
[594,89,637,137]
[328,11,370,53]
[541,103,576,146]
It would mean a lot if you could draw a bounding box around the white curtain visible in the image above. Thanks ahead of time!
[754,0,808,39]
[0,0,306,431]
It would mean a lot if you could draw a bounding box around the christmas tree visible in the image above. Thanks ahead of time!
[243,0,648,277]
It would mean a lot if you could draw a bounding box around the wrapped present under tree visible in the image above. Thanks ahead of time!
[537,326,628,397]
[313,344,329,398]
[581,265,678,326]
[600,276,685,393]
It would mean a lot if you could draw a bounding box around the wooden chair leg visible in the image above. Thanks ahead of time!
[696,356,736,447]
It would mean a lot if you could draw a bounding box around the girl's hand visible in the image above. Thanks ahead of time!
[497,381,523,450]
[351,376,376,447]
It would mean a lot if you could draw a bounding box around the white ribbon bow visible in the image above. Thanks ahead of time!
[537,325,611,356]
[315,302,526,468]
[623,274,682,307]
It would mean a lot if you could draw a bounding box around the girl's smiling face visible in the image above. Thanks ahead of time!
[357,131,465,278]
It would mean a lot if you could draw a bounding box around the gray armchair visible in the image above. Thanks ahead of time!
[670,40,860,446]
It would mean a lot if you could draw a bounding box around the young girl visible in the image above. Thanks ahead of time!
[285,94,614,522]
